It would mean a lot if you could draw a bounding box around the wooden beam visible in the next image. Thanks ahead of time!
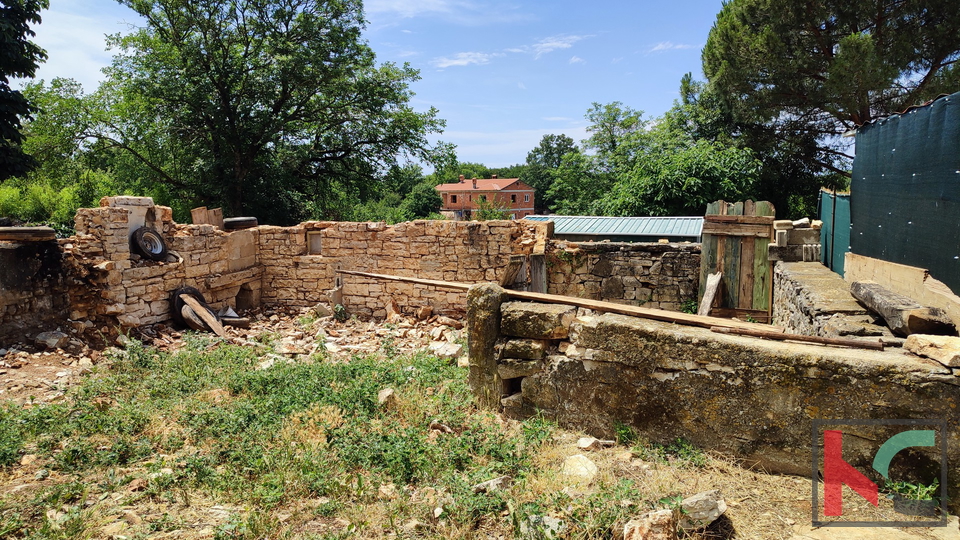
[339,270,471,291]
[698,272,722,316]
[710,326,884,351]
[850,280,956,337]
[337,270,782,333]
[180,294,226,337]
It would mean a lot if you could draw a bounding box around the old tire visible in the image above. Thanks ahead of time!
[223,217,258,230]
[0,226,57,242]
[170,286,213,328]
[132,227,168,261]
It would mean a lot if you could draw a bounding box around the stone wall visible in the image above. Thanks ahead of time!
[772,261,895,340]
[258,220,547,318]
[466,284,960,505]
[0,240,69,346]
[546,242,700,311]
[2,197,700,341]
[64,197,261,335]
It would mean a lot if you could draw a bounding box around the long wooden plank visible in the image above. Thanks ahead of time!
[180,294,226,337]
[723,202,743,309]
[508,290,782,333]
[710,326,884,351]
[738,236,755,309]
[340,270,471,291]
[754,201,776,313]
[338,270,784,333]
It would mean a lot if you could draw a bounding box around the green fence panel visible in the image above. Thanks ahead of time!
[851,91,960,293]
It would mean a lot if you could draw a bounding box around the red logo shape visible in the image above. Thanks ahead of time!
[823,430,879,515]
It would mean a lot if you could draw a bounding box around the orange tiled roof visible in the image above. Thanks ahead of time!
[435,178,524,192]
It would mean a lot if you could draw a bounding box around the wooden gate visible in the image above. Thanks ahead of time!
[699,200,775,321]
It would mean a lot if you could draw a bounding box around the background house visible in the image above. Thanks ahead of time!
[435,175,535,220]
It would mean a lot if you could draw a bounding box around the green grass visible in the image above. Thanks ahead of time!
[0,336,561,538]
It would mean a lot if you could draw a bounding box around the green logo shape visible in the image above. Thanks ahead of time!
[872,430,935,479]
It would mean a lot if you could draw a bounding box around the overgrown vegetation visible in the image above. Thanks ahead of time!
[0,337,699,538]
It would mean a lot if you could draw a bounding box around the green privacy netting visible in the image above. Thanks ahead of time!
[851,91,960,294]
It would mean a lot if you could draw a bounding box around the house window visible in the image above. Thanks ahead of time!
[524,194,530,202]
[511,194,517,203]
[451,195,457,203]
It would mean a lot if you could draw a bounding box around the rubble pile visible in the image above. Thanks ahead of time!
[0,303,468,405]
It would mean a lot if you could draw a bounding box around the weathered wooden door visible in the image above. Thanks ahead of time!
[699,200,775,321]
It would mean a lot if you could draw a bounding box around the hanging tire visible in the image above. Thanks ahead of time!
[132,226,168,261]
[170,286,214,328]
[223,217,258,230]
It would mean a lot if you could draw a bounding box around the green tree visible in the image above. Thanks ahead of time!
[0,0,47,181]
[473,194,509,220]
[544,149,604,215]
[524,134,575,213]
[703,0,960,175]
[399,183,442,220]
[80,0,449,223]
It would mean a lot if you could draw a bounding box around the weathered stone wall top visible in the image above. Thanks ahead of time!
[546,241,700,311]
[467,288,960,506]
[772,261,892,339]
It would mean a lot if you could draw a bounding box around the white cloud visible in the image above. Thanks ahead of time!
[648,41,696,53]
[518,82,527,90]
[532,35,588,59]
[30,5,142,92]
[569,56,584,64]
[432,51,502,68]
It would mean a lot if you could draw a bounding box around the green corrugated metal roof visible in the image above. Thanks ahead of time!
[524,215,703,239]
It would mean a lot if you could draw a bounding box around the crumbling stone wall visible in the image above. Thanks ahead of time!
[65,197,261,334]
[0,240,69,345]
[546,242,700,311]
[772,261,895,340]
[467,284,960,504]
[259,220,547,318]
[4,196,702,342]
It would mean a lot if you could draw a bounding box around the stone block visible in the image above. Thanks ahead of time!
[773,219,794,230]
[904,334,960,367]
[501,302,576,339]
[497,359,542,379]
[787,228,820,245]
[501,338,549,360]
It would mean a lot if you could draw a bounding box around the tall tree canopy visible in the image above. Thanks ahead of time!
[524,133,574,213]
[703,0,960,175]
[0,0,47,181]
[76,0,449,223]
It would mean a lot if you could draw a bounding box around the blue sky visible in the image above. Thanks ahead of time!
[31,0,725,168]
